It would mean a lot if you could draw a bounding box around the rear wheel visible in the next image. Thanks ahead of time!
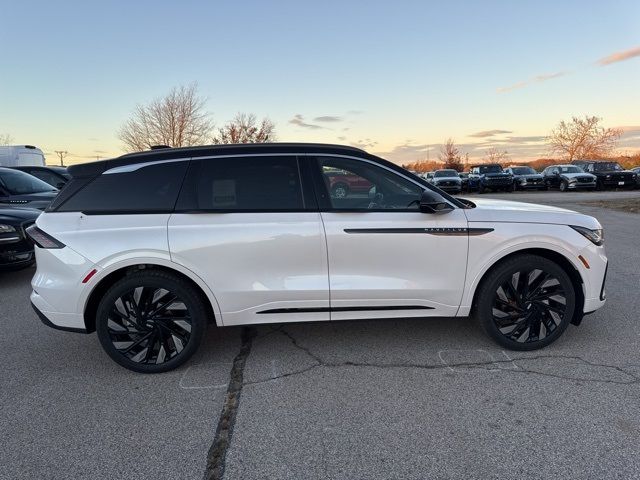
[474,254,575,350]
[96,270,207,373]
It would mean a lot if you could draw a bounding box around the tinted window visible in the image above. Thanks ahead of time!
[58,161,188,213]
[479,165,503,174]
[176,156,304,211]
[511,167,536,175]
[434,170,458,177]
[0,169,55,195]
[317,156,422,210]
[29,169,66,187]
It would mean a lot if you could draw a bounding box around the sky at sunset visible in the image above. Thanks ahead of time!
[1,0,639,166]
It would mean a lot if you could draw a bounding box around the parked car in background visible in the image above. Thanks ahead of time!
[28,143,608,373]
[11,166,70,189]
[458,172,469,191]
[468,164,514,193]
[423,171,434,182]
[571,160,637,190]
[0,207,40,270]
[542,165,596,191]
[325,168,372,198]
[430,169,462,193]
[0,167,59,210]
[504,166,546,190]
[0,145,46,167]
[632,167,640,188]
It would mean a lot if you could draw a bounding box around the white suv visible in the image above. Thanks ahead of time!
[28,144,608,373]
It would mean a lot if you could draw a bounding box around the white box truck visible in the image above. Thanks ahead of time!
[0,145,46,167]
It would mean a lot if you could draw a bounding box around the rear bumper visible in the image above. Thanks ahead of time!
[30,290,87,332]
[31,301,88,334]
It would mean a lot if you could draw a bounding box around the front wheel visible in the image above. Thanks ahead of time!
[559,180,568,192]
[474,254,575,350]
[96,270,207,373]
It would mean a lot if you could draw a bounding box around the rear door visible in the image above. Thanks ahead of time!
[168,155,330,326]
[310,155,470,320]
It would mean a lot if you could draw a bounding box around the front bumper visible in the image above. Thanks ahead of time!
[567,182,596,189]
[0,238,34,268]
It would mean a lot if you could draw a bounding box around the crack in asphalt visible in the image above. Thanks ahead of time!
[203,327,255,480]
[244,328,640,387]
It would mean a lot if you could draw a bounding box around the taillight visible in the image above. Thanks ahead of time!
[26,225,65,249]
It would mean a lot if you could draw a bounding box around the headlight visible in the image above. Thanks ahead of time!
[571,225,604,246]
[568,178,577,183]
[0,224,17,233]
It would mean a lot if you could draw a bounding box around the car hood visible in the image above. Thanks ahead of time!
[482,172,510,177]
[462,198,600,229]
[514,173,543,180]
[562,172,595,180]
[0,207,41,223]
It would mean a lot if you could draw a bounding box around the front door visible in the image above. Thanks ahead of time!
[310,155,470,320]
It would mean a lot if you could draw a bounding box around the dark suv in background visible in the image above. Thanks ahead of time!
[468,164,513,193]
[571,160,637,190]
[503,166,546,190]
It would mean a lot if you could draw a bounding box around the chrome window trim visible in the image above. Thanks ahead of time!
[103,158,191,175]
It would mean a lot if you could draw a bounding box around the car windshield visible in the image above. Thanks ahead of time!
[593,162,622,171]
[479,165,503,173]
[434,170,458,177]
[559,166,582,174]
[511,167,536,175]
[0,169,57,195]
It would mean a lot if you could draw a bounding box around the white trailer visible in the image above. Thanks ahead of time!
[0,145,46,167]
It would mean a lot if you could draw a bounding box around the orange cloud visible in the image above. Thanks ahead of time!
[497,72,566,93]
[597,46,640,66]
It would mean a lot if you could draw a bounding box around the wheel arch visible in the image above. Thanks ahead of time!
[83,262,223,333]
[468,248,585,326]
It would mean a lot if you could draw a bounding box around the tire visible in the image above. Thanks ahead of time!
[478,184,485,194]
[331,183,349,198]
[96,270,208,373]
[474,254,575,351]
[507,183,515,192]
[559,180,568,192]
[595,180,603,191]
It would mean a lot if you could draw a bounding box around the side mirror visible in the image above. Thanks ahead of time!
[56,182,66,189]
[420,189,454,214]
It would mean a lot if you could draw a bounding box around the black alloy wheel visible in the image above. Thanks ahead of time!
[475,254,575,350]
[96,270,207,373]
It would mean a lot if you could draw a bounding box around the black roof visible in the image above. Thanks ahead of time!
[67,143,371,178]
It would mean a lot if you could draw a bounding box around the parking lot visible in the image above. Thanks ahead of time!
[1,189,640,480]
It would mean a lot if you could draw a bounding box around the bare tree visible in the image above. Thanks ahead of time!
[118,84,214,152]
[483,147,510,164]
[214,113,276,144]
[0,133,14,145]
[549,116,621,160]
[438,138,464,171]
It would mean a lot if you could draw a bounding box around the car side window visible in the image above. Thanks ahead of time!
[57,161,189,213]
[316,156,422,211]
[176,156,305,212]
[30,170,61,187]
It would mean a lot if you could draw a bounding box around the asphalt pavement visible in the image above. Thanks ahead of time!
[1,189,639,480]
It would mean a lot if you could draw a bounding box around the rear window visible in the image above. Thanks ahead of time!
[176,156,304,211]
[57,161,188,213]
